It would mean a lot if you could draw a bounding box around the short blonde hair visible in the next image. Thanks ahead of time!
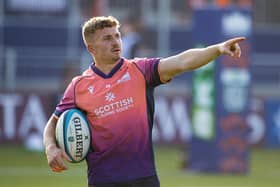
[82,16,120,45]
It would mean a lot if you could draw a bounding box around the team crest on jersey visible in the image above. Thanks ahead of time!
[105,92,115,102]
[117,72,131,84]
[88,86,94,94]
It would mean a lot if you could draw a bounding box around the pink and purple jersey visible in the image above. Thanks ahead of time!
[54,58,164,184]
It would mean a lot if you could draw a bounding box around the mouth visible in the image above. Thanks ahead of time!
[111,48,121,53]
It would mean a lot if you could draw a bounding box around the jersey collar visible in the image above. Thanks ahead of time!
[91,58,124,79]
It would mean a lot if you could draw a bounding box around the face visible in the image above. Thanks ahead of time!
[89,26,122,64]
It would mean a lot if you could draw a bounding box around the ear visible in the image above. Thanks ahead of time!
[87,45,95,54]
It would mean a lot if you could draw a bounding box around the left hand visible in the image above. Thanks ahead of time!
[219,37,246,58]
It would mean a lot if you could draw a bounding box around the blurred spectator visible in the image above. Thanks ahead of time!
[54,60,80,107]
[59,60,80,94]
[121,16,143,59]
[188,0,252,9]
[188,0,208,9]
[214,0,253,8]
[236,0,252,7]
[215,0,232,7]
[79,0,107,19]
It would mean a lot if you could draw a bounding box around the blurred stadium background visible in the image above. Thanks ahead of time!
[0,0,280,187]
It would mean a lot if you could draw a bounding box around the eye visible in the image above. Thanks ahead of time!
[103,36,110,41]
[115,33,121,38]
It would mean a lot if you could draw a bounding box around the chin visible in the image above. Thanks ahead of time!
[112,55,121,61]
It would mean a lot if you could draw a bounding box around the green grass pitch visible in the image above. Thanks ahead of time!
[0,145,279,187]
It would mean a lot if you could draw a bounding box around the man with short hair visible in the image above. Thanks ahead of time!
[43,16,245,187]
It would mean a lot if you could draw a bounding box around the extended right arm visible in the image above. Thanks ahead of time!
[158,37,245,82]
[43,114,69,172]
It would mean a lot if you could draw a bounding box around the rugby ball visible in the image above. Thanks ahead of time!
[55,109,91,163]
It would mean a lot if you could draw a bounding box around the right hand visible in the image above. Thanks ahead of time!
[45,144,71,172]
[218,37,245,58]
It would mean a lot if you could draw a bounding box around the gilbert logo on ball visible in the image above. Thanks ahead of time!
[55,109,91,163]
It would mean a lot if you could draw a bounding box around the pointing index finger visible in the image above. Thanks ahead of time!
[228,37,246,44]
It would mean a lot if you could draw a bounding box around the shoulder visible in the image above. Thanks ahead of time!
[130,57,160,73]
[70,67,93,86]
[124,57,160,68]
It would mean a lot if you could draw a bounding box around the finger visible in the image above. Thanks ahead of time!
[231,43,241,57]
[57,159,68,170]
[52,166,64,173]
[52,154,68,170]
[62,151,72,162]
[234,44,241,57]
[227,37,246,45]
[238,48,242,57]
[48,159,60,169]
[49,159,67,172]
[224,48,235,57]
[51,163,68,172]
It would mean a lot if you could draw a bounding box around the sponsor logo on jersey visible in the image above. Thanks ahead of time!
[94,97,134,118]
[117,72,131,84]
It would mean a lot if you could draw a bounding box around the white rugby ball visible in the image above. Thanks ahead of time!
[55,109,91,163]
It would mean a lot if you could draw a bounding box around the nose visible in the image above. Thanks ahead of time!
[112,37,120,47]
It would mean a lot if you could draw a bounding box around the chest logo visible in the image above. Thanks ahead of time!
[105,92,116,102]
[88,86,94,94]
[117,72,131,84]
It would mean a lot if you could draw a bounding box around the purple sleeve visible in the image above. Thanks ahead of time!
[54,81,76,117]
[134,58,163,87]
